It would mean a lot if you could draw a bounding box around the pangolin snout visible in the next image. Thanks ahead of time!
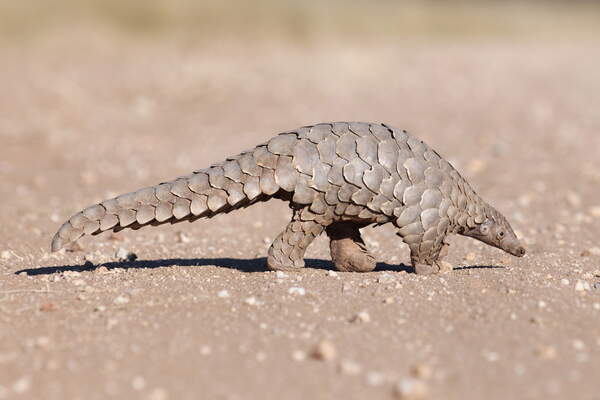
[510,245,526,257]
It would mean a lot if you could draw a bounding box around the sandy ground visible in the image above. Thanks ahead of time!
[1,33,600,400]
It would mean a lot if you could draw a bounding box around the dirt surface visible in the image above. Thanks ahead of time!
[1,33,600,400]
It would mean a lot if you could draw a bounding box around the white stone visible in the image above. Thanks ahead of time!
[292,350,306,361]
[244,297,258,305]
[366,371,385,386]
[352,311,371,323]
[338,359,362,375]
[131,376,146,390]
[311,340,336,361]
[575,280,591,291]
[275,271,288,279]
[394,377,428,399]
[113,295,130,305]
[12,377,31,394]
[288,287,306,296]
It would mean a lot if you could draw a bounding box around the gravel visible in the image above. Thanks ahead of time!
[311,340,337,361]
[351,311,371,323]
[2,31,600,400]
[288,287,306,296]
[115,247,137,262]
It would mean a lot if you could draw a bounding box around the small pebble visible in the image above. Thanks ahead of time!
[12,377,31,394]
[63,271,81,279]
[351,311,371,323]
[311,340,336,361]
[538,300,547,309]
[560,279,570,286]
[467,158,486,174]
[514,364,526,376]
[588,247,600,256]
[566,191,582,208]
[292,350,306,361]
[275,271,288,279]
[483,350,499,362]
[40,303,56,312]
[113,295,130,305]
[200,345,211,355]
[366,371,386,386]
[327,270,339,277]
[393,378,428,399]
[217,290,230,298]
[465,252,476,262]
[35,336,50,348]
[0,250,11,260]
[131,376,146,391]
[115,247,137,262]
[572,340,585,350]
[575,280,591,292]
[244,296,258,306]
[288,287,306,296]
[338,359,362,375]
[518,194,532,207]
[410,363,432,380]
[95,266,110,274]
[378,273,394,283]
[148,388,168,400]
[176,231,191,243]
[535,346,557,360]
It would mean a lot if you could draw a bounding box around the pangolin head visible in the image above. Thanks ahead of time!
[464,205,526,257]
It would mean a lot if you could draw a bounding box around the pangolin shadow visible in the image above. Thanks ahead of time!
[16,258,502,276]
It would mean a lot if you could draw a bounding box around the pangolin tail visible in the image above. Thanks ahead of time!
[51,144,292,251]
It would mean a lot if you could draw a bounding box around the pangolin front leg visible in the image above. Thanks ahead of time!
[406,236,453,275]
[267,208,325,271]
[436,241,453,273]
[326,222,376,272]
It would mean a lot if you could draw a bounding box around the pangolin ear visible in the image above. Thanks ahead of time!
[479,224,490,235]
[478,219,492,236]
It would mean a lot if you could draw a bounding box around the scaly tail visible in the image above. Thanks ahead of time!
[51,133,303,252]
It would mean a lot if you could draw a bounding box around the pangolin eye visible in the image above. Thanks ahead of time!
[498,231,505,238]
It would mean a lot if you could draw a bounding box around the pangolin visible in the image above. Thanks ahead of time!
[51,122,525,274]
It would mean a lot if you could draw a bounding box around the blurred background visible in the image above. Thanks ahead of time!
[1,1,600,399]
[1,0,599,41]
[2,0,599,213]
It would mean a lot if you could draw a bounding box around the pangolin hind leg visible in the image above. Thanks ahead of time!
[326,222,376,272]
[266,208,325,271]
